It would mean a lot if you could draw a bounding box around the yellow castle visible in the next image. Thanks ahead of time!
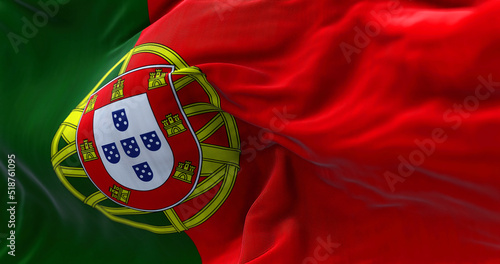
[148,69,167,89]
[173,161,196,184]
[111,78,124,101]
[84,95,98,114]
[162,113,187,137]
[109,185,130,204]
[80,139,98,162]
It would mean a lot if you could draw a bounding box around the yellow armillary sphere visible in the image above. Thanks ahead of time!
[51,43,241,233]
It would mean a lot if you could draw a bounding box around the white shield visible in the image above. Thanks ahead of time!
[93,93,174,191]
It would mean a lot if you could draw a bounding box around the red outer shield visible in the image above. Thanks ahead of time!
[76,65,202,211]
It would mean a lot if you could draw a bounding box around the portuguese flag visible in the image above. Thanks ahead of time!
[2,0,500,263]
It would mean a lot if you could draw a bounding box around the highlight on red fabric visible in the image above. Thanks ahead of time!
[145,0,500,263]
[147,0,182,24]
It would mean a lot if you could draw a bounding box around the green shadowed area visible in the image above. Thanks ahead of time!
[0,1,201,263]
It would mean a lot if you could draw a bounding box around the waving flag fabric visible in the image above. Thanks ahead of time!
[2,0,500,263]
